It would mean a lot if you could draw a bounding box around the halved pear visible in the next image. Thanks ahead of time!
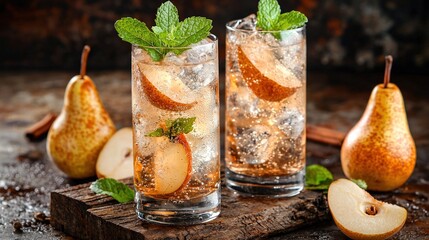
[138,63,196,111]
[96,128,133,180]
[237,43,301,102]
[153,134,192,195]
[328,178,407,240]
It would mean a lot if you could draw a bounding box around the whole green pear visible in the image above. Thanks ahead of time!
[47,46,116,179]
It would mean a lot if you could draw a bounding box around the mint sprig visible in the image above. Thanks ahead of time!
[90,178,135,203]
[114,1,212,61]
[256,0,308,38]
[146,117,196,140]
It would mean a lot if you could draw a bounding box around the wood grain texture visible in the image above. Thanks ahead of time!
[51,178,329,240]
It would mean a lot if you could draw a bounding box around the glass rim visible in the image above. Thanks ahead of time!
[225,19,305,34]
[132,33,217,50]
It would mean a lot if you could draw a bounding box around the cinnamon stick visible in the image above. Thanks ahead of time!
[25,113,57,141]
[306,125,346,147]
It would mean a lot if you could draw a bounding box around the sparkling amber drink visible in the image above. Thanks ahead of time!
[225,17,306,197]
[132,35,220,224]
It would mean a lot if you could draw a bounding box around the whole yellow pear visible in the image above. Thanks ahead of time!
[341,56,416,191]
[47,46,116,179]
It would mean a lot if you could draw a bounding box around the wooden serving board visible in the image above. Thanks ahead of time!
[51,178,330,240]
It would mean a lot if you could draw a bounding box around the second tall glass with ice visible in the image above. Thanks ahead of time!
[225,16,306,197]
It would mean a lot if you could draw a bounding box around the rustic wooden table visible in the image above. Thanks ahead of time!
[0,71,428,239]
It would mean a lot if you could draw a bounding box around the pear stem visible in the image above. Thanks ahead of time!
[383,55,393,88]
[80,45,91,78]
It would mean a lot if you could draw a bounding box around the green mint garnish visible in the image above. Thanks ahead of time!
[114,1,212,61]
[276,11,308,30]
[256,0,308,38]
[257,0,281,31]
[154,1,179,34]
[146,117,196,140]
[351,179,368,190]
[305,164,334,191]
[114,17,165,61]
[90,178,135,203]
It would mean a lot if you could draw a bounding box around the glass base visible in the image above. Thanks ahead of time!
[226,168,304,198]
[136,190,220,225]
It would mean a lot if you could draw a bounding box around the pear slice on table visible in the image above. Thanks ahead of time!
[328,179,407,240]
[153,134,192,195]
[137,63,196,111]
[96,128,133,180]
[237,43,301,102]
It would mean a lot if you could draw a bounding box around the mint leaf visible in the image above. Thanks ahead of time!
[155,1,179,33]
[276,11,308,30]
[170,117,196,137]
[145,128,165,137]
[167,17,212,55]
[351,179,368,190]
[146,117,196,139]
[257,0,281,31]
[172,17,212,46]
[114,17,165,61]
[305,164,334,191]
[152,26,164,35]
[90,178,134,203]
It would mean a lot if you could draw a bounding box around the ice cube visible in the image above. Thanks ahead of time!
[236,125,276,164]
[276,108,305,139]
[236,14,257,31]
[191,135,217,163]
[162,51,187,65]
[188,134,219,186]
[188,88,219,138]
[274,30,305,74]
[185,39,215,64]
[179,62,216,90]
[228,85,259,118]
[263,32,281,48]
[279,29,303,46]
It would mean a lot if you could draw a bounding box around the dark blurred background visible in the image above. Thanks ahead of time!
[1,0,428,74]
